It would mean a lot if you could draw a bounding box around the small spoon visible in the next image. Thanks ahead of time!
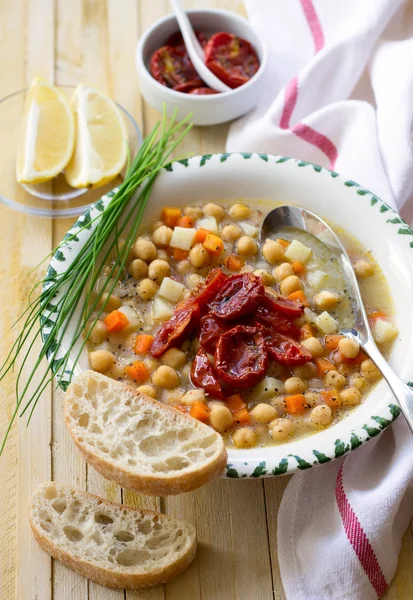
[169,0,232,93]
[261,204,413,432]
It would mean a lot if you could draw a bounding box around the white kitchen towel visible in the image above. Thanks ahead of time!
[227,1,413,598]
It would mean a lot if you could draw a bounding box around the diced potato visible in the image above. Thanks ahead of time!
[254,377,284,399]
[153,297,174,321]
[372,319,398,344]
[315,311,338,334]
[196,216,218,234]
[304,307,319,325]
[158,277,185,303]
[239,222,259,238]
[285,239,312,263]
[170,227,196,250]
[307,270,328,290]
[117,305,141,331]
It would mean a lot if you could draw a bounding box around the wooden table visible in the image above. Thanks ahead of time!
[1,1,413,598]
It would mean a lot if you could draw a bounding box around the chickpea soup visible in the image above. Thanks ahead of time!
[85,201,398,450]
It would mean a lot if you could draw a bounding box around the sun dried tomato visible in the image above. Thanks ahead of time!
[166,30,209,53]
[151,304,199,357]
[262,328,312,365]
[215,325,268,388]
[204,32,260,88]
[254,306,300,339]
[190,348,223,399]
[150,45,202,92]
[198,314,232,354]
[209,273,264,320]
[262,292,304,319]
[189,87,217,95]
[180,268,227,314]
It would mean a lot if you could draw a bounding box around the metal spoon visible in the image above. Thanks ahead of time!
[169,0,232,93]
[261,204,413,432]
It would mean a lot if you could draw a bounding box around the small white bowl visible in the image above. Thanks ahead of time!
[136,9,267,126]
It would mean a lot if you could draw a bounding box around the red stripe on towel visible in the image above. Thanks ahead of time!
[335,464,388,597]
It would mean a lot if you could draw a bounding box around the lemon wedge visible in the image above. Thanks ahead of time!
[16,78,75,184]
[65,84,128,189]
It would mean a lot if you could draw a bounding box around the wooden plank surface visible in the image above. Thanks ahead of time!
[0,1,412,599]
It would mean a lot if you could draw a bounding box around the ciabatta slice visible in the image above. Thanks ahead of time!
[29,482,196,589]
[64,370,227,495]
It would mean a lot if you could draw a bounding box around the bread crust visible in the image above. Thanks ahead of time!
[64,371,228,496]
[29,483,197,589]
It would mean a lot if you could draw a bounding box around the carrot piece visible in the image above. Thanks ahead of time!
[171,404,189,414]
[133,334,154,355]
[325,334,344,351]
[284,394,306,414]
[124,360,150,383]
[332,349,368,366]
[226,394,246,412]
[291,260,305,274]
[177,215,194,228]
[195,228,212,244]
[104,310,129,333]
[300,323,314,340]
[173,248,189,261]
[321,389,342,410]
[224,254,245,271]
[203,234,224,255]
[287,290,309,307]
[369,311,387,323]
[189,401,210,423]
[234,407,251,426]
[277,238,290,248]
[315,358,336,377]
[161,207,182,228]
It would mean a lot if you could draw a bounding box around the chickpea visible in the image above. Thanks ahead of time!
[189,243,209,268]
[210,405,234,433]
[162,348,187,369]
[360,359,381,381]
[293,362,317,379]
[187,273,204,289]
[202,202,226,221]
[87,320,108,344]
[144,357,161,373]
[313,291,340,311]
[280,275,303,296]
[221,224,242,242]
[149,220,164,233]
[236,236,258,257]
[157,249,169,261]
[163,389,183,405]
[229,203,251,220]
[253,269,274,286]
[262,239,285,264]
[136,278,159,301]
[181,364,191,383]
[232,427,258,449]
[310,404,333,426]
[180,389,205,405]
[250,403,278,423]
[273,262,294,282]
[354,259,374,278]
[304,390,320,407]
[324,370,347,389]
[340,386,362,406]
[148,259,170,283]
[152,225,173,247]
[177,259,192,276]
[152,365,180,389]
[284,376,308,394]
[137,384,157,399]
[97,292,121,312]
[349,374,367,391]
[270,418,294,441]
[134,237,157,261]
[338,363,353,376]
[184,206,203,220]
[300,336,324,358]
[338,337,360,359]
[129,258,148,280]
[89,350,114,373]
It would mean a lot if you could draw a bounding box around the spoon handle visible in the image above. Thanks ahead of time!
[362,337,413,433]
[169,0,203,55]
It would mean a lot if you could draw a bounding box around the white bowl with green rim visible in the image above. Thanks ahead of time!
[43,153,413,479]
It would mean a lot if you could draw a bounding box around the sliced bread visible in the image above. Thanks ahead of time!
[29,482,196,589]
[64,370,227,495]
